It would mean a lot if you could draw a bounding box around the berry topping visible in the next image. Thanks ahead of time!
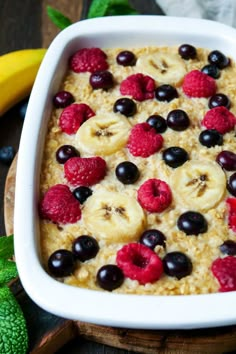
[211,256,236,292]
[116,50,136,66]
[127,123,163,158]
[72,235,99,262]
[59,103,95,135]
[178,44,197,60]
[40,184,81,224]
[220,240,236,256]
[199,129,223,148]
[115,161,140,184]
[146,115,167,133]
[227,173,236,197]
[216,151,236,171]
[73,186,93,204]
[155,84,178,102]
[56,145,79,164]
[113,97,137,117]
[0,146,15,166]
[166,109,190,131]
[208,93,230,109]
[139,229,166,250]
[201,65,220,79]
[64,156,106,187]
[183,70,216,98]
[201,106,236,134]
[137,178,172,213]
[69,47,108,73]
[226,197,236,232]
[116,243,163,285]
[53,91,74,108]
[96,265,124,291]
[48,250,76,277]
[208,50,230,69]
[163,252,192,279]
[89,70,114,90]
[162,146,189,168]
[120,73,155,101]
[177,211,208,235]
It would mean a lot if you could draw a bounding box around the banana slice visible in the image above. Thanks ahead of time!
[171,160,226,211]
[136,52,186,85]
[76,113,131,156]
[83,191,146,242]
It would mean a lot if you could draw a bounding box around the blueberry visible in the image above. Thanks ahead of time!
[177,211,208,235]
[201,64,220,79]
[48,249,76,277]
[17,98,29,119]
[0,146,15,165]
[199,129,223,148]
[89,70,114,90]
[166,109,190,131]
[113,98,137,117]
[178,44,197,60]
[56,145,79,164]
[73,186,93,203]
[116,50,136,66]
[72,235,99,262]
[53,91,74,108]
[208,50,230,69]
[139,229,166,250]
[220,240,236,255]
[146,115,167,133]
[162,146,189,168]
[163,251,193,279]
[155,85,178,102]
[227,172,236,197]
[208,93,230,109]
[216,150,236,171]
[96,264,124,291]
[115,161,140,184]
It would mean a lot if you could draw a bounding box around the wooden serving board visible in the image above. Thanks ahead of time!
[4,155,236,353]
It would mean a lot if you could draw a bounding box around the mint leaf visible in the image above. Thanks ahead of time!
[0,235,14,259]
[47,6,72,30]
[88,0,138,18]
[0,259,18,285]
[87,0,110,18]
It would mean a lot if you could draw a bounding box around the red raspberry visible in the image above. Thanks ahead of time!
[127,123,163,157]
[64,156,106,186]
[182,70,216,98]
[59,103,95,135]
[137,178,172,213]
[226,197,236,232]
[120,73,155,101]
[39,184,81,224]
[201,106,236,134]
[69,48,108,73]
[116,243,163,285]
[211,256,236,292]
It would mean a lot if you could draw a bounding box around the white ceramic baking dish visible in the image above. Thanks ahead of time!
[14,15,236,329]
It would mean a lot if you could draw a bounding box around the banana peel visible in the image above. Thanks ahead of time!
[0,48,47,116]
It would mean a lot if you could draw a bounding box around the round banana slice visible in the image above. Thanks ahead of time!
[83,191,146,242]
[136,52,186,85]
[170,160,226,211]
[76,113,131,156]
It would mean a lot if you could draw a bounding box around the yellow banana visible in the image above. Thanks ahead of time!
[0,48,46,116]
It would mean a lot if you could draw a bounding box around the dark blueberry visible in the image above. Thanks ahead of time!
[116,50,136,66]
[113,98,137,117]
[199,129,223,148]
[53,91,74,108]
[177,211,208,235]
[48,249,75,277]
[178,44,197,60]
[220,240,236,255]
[89,70,114,90]
[227,172,236,197]
[216,150,236,171]
[0,146,15,165]
[72,235,99,262]
[162,146,189,168]
[166,109,190,131]
[139,229,166,250]
[115,161,140,184]
[73,186,93,203]
[201,64,220,79]
[17,98,29,120]
[56,145,79,164]
[155,85,178,102]
[96,264,124,291]
[163,251,193,279]
[146,115,167,133]
[208,93,230,109]
[208,50,230,69]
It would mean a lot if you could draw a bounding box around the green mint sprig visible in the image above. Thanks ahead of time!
[47,5,72,30]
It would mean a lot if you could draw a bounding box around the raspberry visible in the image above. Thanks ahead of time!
[64,156,106,186]
[120,73,155,101]
[201,106,236,134]
[69,48,108,73]
[39,184,81,224]
[137,178,172,213]
[116,243,163,285]
[182,70,216,98]
[211,256,236,292]
[59,103,95,135]
[127,123,163,157]
[226,197,236,232]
